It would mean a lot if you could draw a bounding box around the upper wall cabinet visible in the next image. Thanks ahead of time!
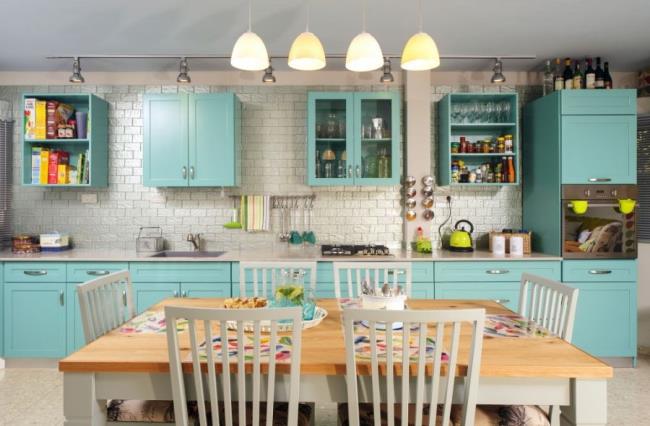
[307,92,401,186]
[143,93,240,187]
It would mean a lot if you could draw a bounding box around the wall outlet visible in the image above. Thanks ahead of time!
[81,193,98,204]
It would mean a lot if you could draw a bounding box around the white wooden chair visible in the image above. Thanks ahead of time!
[238,261,317,298]
[341,308,485,426]
[165,305,310,426]
[333,262,413,299]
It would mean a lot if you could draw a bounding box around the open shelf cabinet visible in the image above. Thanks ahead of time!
[21,93,108,187]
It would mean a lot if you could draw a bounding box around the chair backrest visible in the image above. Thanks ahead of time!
[238,261,317,298]
[76,270,136,344]
[342,308,485,426]
[165,305,303,426]
[334,262,413,299]
[518,273,579,342]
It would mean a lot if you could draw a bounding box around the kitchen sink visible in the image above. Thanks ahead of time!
[150,251,225,258]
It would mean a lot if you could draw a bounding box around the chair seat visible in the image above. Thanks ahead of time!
[469,405,550,426]
[338,403,456,426]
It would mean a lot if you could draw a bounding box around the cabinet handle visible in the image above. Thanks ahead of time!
[122,290,127,306]
[182,166,187,179]
[24,270,47,276]
[494,299,510,304]
[86,270,110,276]
[588,178,611,182]
[173,290,179,297]
[189,166,195,179]
[486,269,509,275]
[355,165,361,178]
[348,166,353,178]
[387,270,405,275]
[59,290,65,306]
[588,269,612,275]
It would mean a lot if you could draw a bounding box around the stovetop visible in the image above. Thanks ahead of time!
[321,244,391,256]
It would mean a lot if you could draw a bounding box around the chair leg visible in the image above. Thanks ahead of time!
[549,405,561,426]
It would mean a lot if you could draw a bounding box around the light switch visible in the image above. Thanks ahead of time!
[81,193,98,204]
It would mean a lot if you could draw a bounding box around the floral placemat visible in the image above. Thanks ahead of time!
[484,314,553,338]
[119,311,188,334]
[194,334,293,362]
[353,331,448,363]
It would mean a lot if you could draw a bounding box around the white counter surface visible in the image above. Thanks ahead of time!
[0,247,561,262]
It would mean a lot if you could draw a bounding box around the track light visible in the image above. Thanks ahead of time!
[177,57,191,83]
[380,58,394,83]
[69,57,85,83]
[491,58,506,83]
[262,61,276,83]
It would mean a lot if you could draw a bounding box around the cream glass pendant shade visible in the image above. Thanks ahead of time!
[345,31,384,72]
[288,31,326,70]
[231,31,269,71]
[401,32,440,70]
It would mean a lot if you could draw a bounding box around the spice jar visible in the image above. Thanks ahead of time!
[451,142,460,153]
[459,136,469,153]
[504,134,513,153]
[480,139,492,153]
[496,136,506,153]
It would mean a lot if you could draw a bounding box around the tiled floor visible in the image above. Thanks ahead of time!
[1,356,649,425]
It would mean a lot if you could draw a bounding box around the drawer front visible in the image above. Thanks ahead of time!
[562,260,637,282]
[130,262,231,283]
[67,262,129,283]
[435,261,561,283]
[4,262,67,283]
[561,89,636,115]
[412,282,434,299]
[318,262,421,284]
[181,282,231,298]
[412,262,434,282]
[435,282,520,312]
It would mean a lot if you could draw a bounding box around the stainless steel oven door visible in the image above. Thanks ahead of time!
[562,185,637,259]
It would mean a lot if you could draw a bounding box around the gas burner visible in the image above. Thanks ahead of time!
[321,244,391,257]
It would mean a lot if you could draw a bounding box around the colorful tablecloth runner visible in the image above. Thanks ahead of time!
[195,335,293,363]
[119,310,188,334]
[484,314,553,338]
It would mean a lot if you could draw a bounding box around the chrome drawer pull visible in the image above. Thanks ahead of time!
[181,166,187,179]
[588,178,611,182]
[87,270,110,276]
[486,269,509,275]
[387,270,406,275]
[59,290,65,306]
[588,269,612,275]
[122,290,127,306]
[24,270,47,276]
[189,166,195,179]
[494,299,510,304]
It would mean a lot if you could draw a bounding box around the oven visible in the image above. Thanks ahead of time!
[562,185,637,259]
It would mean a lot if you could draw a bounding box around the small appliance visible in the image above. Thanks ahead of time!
[321,244,391,257]
[448,219,474,252]
[136,227,165,253]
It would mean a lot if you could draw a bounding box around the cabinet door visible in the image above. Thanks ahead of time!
[561,115,636,184]
[143,94,189,187]
[189,93,237,187]
[181,282,230,298]
[353,92,401,185]
[132,282,179,313]
[307,92,355,186]
[4,283,67,357]
[435,282,520,312]
[411,282,434,299]
[566,281,636,358]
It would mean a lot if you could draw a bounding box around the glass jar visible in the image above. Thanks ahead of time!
[480,139,492,153]
[377,148,390,178]
[504,134,513,153]
[273,270,315,320]
[450,142,460,153]
[496,137,506,153]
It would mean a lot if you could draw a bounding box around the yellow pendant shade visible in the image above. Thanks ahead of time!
[345,31,384,72]
[400,32,440,71]
[230,31,269,71]
[288,31,326,71]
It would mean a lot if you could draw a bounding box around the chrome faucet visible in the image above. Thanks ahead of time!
[186,233,202,251]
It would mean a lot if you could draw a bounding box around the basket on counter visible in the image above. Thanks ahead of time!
[488,231,532,254]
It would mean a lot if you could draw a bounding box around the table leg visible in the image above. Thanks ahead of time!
[63,372,107,426]
[561,378,607,426]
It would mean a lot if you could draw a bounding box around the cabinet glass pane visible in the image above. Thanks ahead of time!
[359,99,393,179]
[314,99,348,180]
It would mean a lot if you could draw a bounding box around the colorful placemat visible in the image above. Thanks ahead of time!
[195,334,293,363]
[119,311,188,334]
[484,314,553,338]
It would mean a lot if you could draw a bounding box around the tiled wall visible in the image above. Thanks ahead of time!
[0,83,539,251]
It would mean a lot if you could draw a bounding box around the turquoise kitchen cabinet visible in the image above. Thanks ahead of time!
[231,261,322,298]
[0,263,3,357]
[182,282,230,298]
[132,282,180,314]
[4,262,66,282]
[560,89,637,115]
[307,92,401,186]
[3,282,68,358]
[435,282,520,312]
[435,261,561,283]
[144,93,240,187]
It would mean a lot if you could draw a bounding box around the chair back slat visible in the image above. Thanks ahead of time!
[518,273,579,342]
[239,261,317,299]
[343,308,485,426]
[334,262,413,299]
[77,270,135,344]
[165,305,303,426]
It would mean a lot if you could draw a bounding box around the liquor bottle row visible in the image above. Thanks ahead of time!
[542,57,613,95]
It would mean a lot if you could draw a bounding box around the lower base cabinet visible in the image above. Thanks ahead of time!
[133,282,231,313]
[435,282,520,312]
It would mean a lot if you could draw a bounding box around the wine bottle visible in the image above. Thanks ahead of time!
[554,58,564,91]
[563,58,574,89]
[585,58,596,89]
[604,62,613,89]
[543,60,554,96]
[595,57,605,89]
[573,61,583,89]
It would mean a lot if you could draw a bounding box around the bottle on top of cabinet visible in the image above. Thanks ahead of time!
[554,58,564,91]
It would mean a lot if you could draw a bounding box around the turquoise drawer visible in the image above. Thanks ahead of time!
[231,262,318,286]
[4,262,67,283]
[561,89,636,115]
[435,261,561,283]
[129,262,230,283]
[435,282,520,312]
[562,260,637,282]
[67,262,129,283]
[318,262,427,284]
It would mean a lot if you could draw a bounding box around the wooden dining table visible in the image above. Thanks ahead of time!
[59,298,613,425]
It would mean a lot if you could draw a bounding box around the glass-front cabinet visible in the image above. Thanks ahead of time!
[307,92,400,186]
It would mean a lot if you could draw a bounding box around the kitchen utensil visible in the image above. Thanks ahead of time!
[136,227,165,253]
[371,117,384,139]
[510,236,524,256]
[381,283,390,296]
[449,219,474,252]
[422,196,434,208]
[421,175,433,186]
[423,209,434,221]
[406,187,417,198]
[406,210,417,221]
[405,198,416,209]
[405,175,416,187]
[492,235,506,255]
[302,198,316,244]
[422,186,433,197]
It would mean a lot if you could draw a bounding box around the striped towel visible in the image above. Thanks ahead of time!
[241,195,270,232]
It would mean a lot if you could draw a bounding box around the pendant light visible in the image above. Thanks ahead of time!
[345,0,383,72]
[69,57,85,83]
[400,0,440,71]
[176,57,191,83]
[231,0,269,71]
[288,0,326,71]
[491,58,506,83]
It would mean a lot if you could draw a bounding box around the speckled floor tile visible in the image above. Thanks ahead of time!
[0,357,648,425]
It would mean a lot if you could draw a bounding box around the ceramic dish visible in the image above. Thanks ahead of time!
[226,306,328,333]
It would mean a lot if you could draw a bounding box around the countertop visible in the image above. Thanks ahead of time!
[0,247,562,262]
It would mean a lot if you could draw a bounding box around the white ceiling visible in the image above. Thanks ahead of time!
[2,0,649,72]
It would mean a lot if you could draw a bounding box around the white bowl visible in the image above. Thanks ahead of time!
[361,294,406,310]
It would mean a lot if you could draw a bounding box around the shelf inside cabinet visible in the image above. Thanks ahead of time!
[451,153,517,157]
[451,123,516,129]
[315,138,346,142]
[25,139,89,144]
